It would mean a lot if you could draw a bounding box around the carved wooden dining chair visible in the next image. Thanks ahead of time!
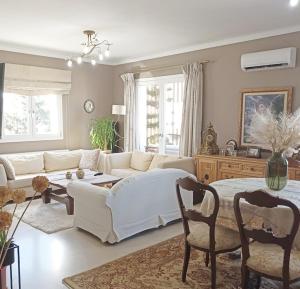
[176,177,241,289]
[234,190,300,289]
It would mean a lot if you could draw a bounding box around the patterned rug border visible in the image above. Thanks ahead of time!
[62,235,183,289]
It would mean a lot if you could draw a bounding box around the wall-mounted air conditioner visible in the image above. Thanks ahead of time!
[241,47,297,71]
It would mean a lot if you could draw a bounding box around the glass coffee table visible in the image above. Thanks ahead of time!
[42,170,121,215]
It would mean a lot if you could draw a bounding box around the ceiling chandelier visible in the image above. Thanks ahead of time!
[67,30,112,67]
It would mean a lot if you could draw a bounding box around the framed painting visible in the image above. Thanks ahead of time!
[239,87,292,147]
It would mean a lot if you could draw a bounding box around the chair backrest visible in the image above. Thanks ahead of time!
[176,177,220,241]
[234,190,300,278]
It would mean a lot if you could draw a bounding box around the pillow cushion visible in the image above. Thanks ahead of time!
[44,151,82,172]
[6,154,44,176]
[0,156,16,180]
[79,149,100,171]
[130,151,154,171]
[149,154,179,170]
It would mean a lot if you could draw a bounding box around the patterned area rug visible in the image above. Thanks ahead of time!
[63,235,280,289]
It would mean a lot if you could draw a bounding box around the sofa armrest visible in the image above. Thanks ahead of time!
[157,158,196,175]
[67,182,110,206]
[0,164,8,186]
[105,152,132,173]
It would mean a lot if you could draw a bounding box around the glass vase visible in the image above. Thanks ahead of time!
[265,152,288,191]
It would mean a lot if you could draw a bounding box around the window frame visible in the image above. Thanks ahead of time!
[0,93,64,143]
[135,74,184,155]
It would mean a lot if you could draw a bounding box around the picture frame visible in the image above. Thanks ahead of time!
[239,87,292,148]
[246,147,261,158]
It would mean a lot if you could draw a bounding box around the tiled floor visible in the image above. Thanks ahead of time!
[10,220,183,289]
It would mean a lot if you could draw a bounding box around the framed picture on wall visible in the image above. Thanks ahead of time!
[239,87,292,147]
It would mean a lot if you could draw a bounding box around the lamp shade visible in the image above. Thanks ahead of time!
[112,105,126,115]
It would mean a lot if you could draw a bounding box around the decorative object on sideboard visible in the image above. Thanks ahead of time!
[83,99,95,113]
[65,171,72,180]
[76,169,85,179]
[90,118,115,153]
[112,105,126,152]
[246,147,261,159]
[200,122,219,155]
[249,108,300,191]
[239,87,292,147]
[66,30,112,67]
[225,139,238,156]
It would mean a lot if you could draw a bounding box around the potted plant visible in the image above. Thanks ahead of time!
[249,108,300,191]
[0,176,49,288]
[90,118,115,153]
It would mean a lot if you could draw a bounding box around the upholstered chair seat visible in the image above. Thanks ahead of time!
[247,242,300,281]
[187,223,241,251]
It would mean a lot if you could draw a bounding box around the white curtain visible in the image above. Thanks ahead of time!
[179,63,203,157]
[121,73,137,152]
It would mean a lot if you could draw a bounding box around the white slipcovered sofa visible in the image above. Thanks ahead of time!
[103,151,195,178]
[0,149,104,197]
[67,168,194,243]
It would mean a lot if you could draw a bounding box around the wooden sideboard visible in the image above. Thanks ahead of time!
[195,154,300,184]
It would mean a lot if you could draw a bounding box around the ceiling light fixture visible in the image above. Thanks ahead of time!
[67,30,112,67]
[290,0,299,7]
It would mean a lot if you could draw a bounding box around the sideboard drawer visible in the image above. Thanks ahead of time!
[196,159,217,184]
[219,161,241,172]
[241,164,265,176]
[219,172,246,180]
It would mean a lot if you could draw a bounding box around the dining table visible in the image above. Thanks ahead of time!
[199,178,300,250]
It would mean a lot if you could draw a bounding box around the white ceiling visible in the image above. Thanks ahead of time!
[0,0,300,65]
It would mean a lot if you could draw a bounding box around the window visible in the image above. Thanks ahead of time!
[2,93,63,142]
[136,74,184,155]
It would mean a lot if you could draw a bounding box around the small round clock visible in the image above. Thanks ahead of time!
[84,99,95,113]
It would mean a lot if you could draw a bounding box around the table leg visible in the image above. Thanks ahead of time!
[65,196,74,215]
[42,188,51,204]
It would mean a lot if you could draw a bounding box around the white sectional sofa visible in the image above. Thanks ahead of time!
[0,149,103,197]
[67,168,194,243]
[103,151,195,178]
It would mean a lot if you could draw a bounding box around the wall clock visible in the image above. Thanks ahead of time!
[84,99,95,113]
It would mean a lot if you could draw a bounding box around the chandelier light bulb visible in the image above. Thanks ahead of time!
[290,0,299,6]
[91,59,97,66]
[77,56,82,64]
[105,47,110,57]
[67,59,73,68]
[83,46,89,54]
[98,52,104,61]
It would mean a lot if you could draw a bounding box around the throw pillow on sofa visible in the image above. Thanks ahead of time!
[44,151,82,172]
[7,153,44,175]
[79,149,100,171]
[148,154,179,170]
[130,151,154,171]
[0,156,16,180]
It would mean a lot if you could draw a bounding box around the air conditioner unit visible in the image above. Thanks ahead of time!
[241,47,297,71]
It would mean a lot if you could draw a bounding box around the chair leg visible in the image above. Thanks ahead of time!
[205,252,209,267]
[182,242,191,282]
[283,279,290,289]
[210,253,217,289]
[255,275,261,289]
[241,265,249,289]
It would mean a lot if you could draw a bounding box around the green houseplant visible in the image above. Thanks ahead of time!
[90,118,115,152]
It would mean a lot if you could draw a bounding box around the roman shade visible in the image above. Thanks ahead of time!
[4,63,72,96]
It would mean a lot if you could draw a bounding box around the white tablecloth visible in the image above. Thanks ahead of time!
[200,178,300,250]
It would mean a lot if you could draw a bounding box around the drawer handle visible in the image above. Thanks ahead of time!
[228,164,232,168]
[250,167,254,171]
[204,174,209,180]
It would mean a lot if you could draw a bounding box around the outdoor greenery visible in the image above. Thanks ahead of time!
[90,118,115,151]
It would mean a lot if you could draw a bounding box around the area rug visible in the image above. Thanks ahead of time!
[6,199,74,234]
[63,235,279,289]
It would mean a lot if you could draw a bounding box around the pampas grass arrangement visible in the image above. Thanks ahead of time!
[249,108,300,154]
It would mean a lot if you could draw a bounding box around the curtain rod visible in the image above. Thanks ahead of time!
[123,60,209,75]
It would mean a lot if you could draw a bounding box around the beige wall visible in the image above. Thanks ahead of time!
[112,31,300,148]
[0,50,113,154]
